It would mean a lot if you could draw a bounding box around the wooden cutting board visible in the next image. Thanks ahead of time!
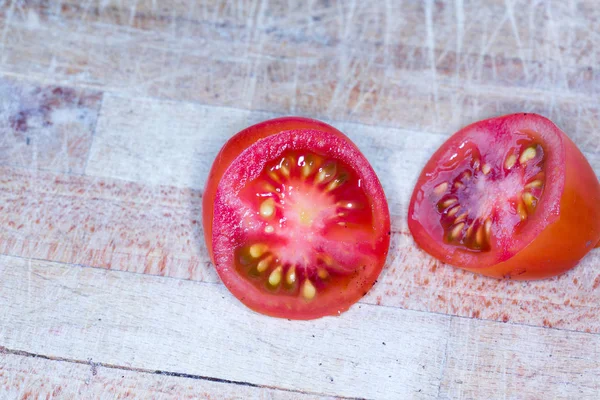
[1,1,599,399]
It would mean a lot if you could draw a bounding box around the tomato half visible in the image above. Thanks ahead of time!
[203,117,390,319]
[408,113,600,280]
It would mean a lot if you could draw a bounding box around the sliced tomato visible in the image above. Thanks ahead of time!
[203,117,390,319]
[408,113,600,280]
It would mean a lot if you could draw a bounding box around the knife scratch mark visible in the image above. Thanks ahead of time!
[424,0,440,124]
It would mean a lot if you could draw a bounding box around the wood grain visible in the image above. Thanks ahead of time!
[0,166,213,281]
[2,255,599,400]
[0,352,334,399]
[439,318,600,399]
[2,0,600,397]
[1,1,599,149]
[87,95,276,189]
[0,255,449,400]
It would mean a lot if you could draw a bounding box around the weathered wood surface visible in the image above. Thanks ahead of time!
[2,255,600,399]
[0,352,336,400]
[3,91,600,333]
[1,255,449,399]
[1,0,600,399]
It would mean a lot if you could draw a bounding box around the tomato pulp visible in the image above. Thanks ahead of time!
[203,117,390,319]
[408,113,600,280]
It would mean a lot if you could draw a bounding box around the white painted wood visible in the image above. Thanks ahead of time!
[0,352,333,399]
[86,94,279,189]
[1,2,600,146]
[2,255,599,399]
[0,255,449,399]
[439,318,600,399]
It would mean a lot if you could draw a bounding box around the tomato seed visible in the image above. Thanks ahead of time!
[454,212,468,224]
[434,182,448,195]
[268,170,281,183]
[268,266,282,286]
[260,198,276,218]
[525,179,543,189]
[447,205,461,217]
[450,222,465,239]
[519,147,537,165]
[319,254,334,266]
[475,223,486,246]
[250,243,268,258]
[278,157,293,178]
[517,202,527,221]
[505,154,517,170]
[439,197,458,209]
[263,182,276,192]
[257,256,272,272]
[484,219,492,240]
[315,162,337,184]
[522,192,538,214]
[482,164,491,175]
[317,268,329,279]
[302,279,316,300]
[286,266,297,285]
[328,173,349,192]
[466,221,476,238]
[300,154,319,178]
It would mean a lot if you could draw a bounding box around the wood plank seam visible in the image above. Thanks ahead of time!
[4,69,600,163]
[1,58,597,114]
[1,254,449,398]
[3,67,598,148]
[0,345,367,400]
[4,248,600,339]
[0,164,202,207]
[8,251,600,338]
[0,252,220,287]
[0,162,90,177]
[93,89,449,143]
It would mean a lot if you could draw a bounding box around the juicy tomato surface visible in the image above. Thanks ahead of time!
[408,113,600,280]
[203,117,390,319]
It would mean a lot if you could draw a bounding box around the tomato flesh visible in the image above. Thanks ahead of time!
[409,113,600,279]
[236,150,375,296]
[204,118,390,319]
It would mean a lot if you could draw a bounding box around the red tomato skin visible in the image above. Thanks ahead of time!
[203,117,390,319]
[409,113,600,280]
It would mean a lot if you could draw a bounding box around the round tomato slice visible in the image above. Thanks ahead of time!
[203,117,390,319]
[408,113,600,280]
